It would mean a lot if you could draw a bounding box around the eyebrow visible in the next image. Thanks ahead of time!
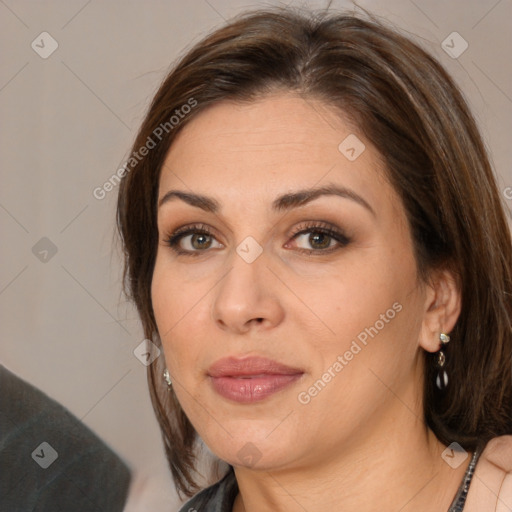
[158,183,375,216]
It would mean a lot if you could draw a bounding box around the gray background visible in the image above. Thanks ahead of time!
[1,0,511,508]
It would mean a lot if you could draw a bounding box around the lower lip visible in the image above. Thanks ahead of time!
[209,374,303,403]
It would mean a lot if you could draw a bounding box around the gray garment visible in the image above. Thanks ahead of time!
[178,448,482,512]
[0,365,131,511]
[178,469,238,512]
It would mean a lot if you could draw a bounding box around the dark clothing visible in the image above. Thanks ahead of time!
[0,365,131,511]
[178,469,238,512]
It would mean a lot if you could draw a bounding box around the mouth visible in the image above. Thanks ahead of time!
[207,356,304,404]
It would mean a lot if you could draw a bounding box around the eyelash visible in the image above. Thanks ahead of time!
[163,221,351,257]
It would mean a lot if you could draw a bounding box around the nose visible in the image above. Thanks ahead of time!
[211,251,285,334]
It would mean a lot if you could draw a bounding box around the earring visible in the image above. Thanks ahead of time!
[163,368,172,388]
[435,332,450,391]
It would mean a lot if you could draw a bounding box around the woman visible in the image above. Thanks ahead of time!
[117,7,512,511]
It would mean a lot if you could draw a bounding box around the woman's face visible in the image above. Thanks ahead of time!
[152,94,430,470]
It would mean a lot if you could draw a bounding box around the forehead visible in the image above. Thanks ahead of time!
[165,94,354,163]
[158,94,391,212]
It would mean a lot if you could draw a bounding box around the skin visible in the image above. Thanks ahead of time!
[151,93,465,512]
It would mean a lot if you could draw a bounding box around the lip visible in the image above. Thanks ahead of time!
[208,356,304,403]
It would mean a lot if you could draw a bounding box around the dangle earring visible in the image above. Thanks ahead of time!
[163,368,172,389]
[435,332,450,391]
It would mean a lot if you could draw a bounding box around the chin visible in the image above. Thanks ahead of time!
[200,422,301,471]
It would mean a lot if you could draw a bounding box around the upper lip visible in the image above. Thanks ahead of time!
[208,356,304,378]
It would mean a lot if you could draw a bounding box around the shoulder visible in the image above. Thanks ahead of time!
[465,435,512,512]
[0,365,131,512]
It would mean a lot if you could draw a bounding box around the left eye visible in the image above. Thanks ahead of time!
[286,223,351,253]
[293,231,338,250]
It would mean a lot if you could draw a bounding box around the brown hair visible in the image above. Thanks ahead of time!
[116,7,512,497]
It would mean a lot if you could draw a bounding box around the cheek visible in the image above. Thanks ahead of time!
[151,255,212,380]
[306,263,400,335]
[152,252,206,332]
[151,258,175,336]
[151,258,188,362]
[309,247,421,367]
[296,276,423,427]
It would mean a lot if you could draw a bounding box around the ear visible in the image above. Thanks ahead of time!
[418,269,461,353]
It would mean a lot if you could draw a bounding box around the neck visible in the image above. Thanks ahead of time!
[232,394,469,512]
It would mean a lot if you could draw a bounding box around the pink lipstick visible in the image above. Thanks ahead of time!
[208,356,304,403]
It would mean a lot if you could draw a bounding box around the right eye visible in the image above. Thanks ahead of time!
[164,224,223,256]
